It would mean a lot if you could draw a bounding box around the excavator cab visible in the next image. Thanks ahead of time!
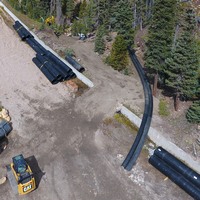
[7,154,36,195]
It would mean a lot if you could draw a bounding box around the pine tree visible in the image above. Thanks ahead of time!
[107,35,129,71]
[133,0,152,30]
[196,40,200,99]
[186,101,200,124]
[62,0,75,20]
[144,0,177,96]
[93,0,113,26]
[71,20,86,35]
[79,0,87,18]
[72,0,94,35]
[94,25,106,54]
[165,9,199,110]
[110,0,134,46]
[8,0,51,19]
[83,0,95,33]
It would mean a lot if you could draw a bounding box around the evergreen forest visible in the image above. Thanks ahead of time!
[6,0,200,124]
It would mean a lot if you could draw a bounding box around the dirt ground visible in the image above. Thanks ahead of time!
[39,27,200,161]
[0,14,196,200]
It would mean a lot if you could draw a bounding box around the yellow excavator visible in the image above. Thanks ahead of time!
[7,154,36,195]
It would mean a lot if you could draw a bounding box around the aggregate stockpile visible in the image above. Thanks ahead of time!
[149,147,200,200]
[13,21,77,84]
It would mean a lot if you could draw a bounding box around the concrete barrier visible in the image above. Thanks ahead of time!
[120,105,200,174]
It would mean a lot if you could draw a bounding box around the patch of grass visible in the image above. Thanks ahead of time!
[103,117,113,126]
[114,113,138,132]
[123,67,131,76]
[65,48,75,57]
[159,99,170,116]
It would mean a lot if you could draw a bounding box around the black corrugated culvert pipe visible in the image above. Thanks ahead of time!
[26,38,47,55]
[46,51,71,73]
[154,146,200,189]
[149,155,200,200]
[66,70,76,80]
[42,54,74,81]
[32,57,59,84]
[122,49,153,171]
[46,51,76,80]
[13,21,33,40]
[13,23,27,40]
[65,55,85,73]
[36,53,62,81]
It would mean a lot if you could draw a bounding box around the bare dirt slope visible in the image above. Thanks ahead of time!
[37,30,147,120]
[0,16,193,200]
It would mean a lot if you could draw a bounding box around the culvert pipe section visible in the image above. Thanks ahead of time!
[122,49,153,171]
[13,23,27,41]
[154,146,200,189]
[13,21,33,40]
[35,53,63,82]
[32,57,59,84]
[41,54,73,81]
[149,155,200,200]
[45,51,76,80]
[46,51,72,73]
[65,55,85,73]
[26,38,47,55]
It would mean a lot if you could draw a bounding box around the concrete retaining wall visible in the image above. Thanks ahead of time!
[120,105,200,174]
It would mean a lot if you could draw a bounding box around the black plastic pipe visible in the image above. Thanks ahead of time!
[36,54,62,81]
[15,21,34,38]
[13,24,27,40]
[62,70,76,81]
[32,57,59,84]
[154,146,200,189]
[65,55,85,73]
[46,51,71,73]
[149,155,200,200]
[26,38,47,55]
[13,21,33,40]
[43,55,75,81]
[13,21,75,82]
[46,51,76,80]
[122,49,153,171]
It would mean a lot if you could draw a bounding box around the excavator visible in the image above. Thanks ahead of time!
[6,154,36,195]
[0,109,36,194]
